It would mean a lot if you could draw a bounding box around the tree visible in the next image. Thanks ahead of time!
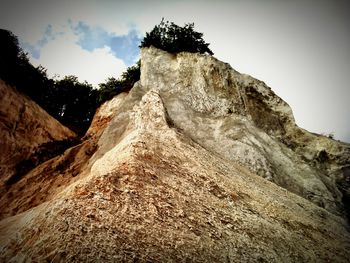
[0,29,23,81]
[120,60,141,90]
[52,76,98,135]
[97,60,141,104]
[97,77,123,104]
[139,19,213,55]
[0,29,141,136]
[0,29,54,105]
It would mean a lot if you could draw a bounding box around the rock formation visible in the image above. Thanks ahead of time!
[139,48,350,216]
[0,47,349,262]
[0,80,76,187]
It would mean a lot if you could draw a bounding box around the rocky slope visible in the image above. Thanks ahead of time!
[0,80,76,187]
[0,47,349,262]
[139,47,350,216]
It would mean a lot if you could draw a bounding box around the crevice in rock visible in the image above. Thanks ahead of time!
[6,138,80,185]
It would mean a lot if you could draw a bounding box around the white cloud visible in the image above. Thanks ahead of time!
[30,29,126,87]
[0,0,133,44]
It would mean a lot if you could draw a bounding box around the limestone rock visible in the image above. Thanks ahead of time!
[139,47,349,216]
[85,92,128,138]
[0,48,349,262]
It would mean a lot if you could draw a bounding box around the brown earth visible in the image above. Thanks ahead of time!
[0,80,76,187]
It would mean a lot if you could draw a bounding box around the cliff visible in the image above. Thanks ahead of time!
[139,48,350,216]
[0,80,76,187]
[0,47,349,262]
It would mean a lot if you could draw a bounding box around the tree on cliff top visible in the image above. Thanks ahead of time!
[97,60,140,104]
[139,19,214,55]
[0,29,52,103]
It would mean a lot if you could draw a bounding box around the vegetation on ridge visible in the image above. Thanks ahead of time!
[140,18,214,55]
[97,60,140,104]
[0,19,210,135]
[0,29,140,135]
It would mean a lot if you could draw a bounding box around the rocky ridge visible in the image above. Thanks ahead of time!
[0,47,349,262]
[139,47,350,216]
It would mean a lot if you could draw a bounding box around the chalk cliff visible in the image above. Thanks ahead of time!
[0,47,349,262]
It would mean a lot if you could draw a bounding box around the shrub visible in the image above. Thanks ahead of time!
[97,60,140,104]
[51,76,98,135]
[0,29,53,104]
[140,19,213,55]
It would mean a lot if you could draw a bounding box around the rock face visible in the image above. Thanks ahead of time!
[0,80,76,186]
[85,93,128,138]
[0,47,349,262]
[140,47,350,216]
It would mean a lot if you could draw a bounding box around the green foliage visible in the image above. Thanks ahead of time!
[0,29,140,136]
[97,60,140,104]
[49,76,98,134]
[120,60,141,90]
[140,19,213,55]
[0,29,23,80]
[0,29,53,104]
[97,77,123,104]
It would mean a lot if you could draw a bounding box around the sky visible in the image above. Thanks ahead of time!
[0,0,349,142]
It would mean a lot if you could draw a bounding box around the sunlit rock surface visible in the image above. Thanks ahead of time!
[0,47,349,262]
[139,47,350,216]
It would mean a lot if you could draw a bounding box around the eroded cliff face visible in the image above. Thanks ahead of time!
[0,48,349,262]
[138,47,350,216]
[0,80,76,187]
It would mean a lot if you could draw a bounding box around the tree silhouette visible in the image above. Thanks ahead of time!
[98,60,140,104]
[52,76,98,135]
[0,29,141,136]
[140,19,213,55]
[120,60,141,90]
[97,77,123,104]
[0,29,53,104]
